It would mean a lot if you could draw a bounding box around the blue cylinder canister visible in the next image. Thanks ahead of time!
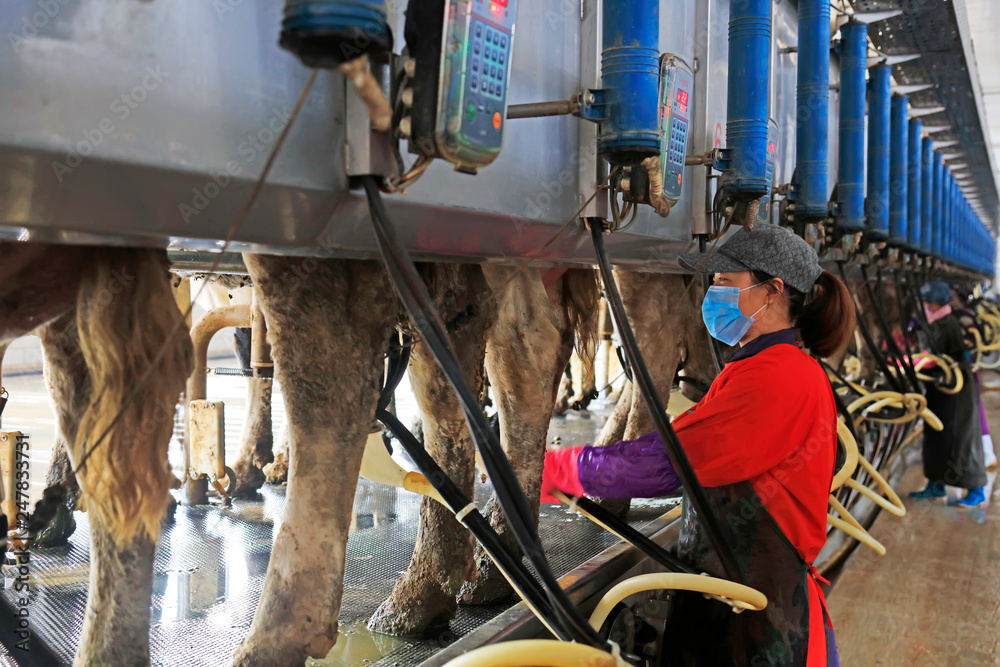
[888,95,908,244]
[599,0,660,164]
[931,154,943,259]
[793,0,830,219]
[920,137,934,255]
[722,0,771,198]
[280,0,392,68]
[907,119,922,250]
[938,164,950,259]
[866,66,892,238]
[837,21,867,231]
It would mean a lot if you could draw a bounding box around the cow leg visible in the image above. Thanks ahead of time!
[33,315,84,547]
[264,423,289,484]
[459,267,571,604]
[369,265,489,635]
[77,519,157,665]
[592,272,691,517]
[234,256,395,666]
[35,248,191,666]
[232,378,274,498]
[37,317,147,665]
[230,327,274,497]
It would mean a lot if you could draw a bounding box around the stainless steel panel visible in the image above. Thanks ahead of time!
[0,0,704,268]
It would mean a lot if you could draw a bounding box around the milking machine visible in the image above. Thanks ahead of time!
[271,0,774,662]
[277,0,1000,661]
[2,0,998,662]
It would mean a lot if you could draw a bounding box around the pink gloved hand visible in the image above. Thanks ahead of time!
[540,446,586,503]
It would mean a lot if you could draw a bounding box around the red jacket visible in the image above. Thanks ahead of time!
[672,342,837,666]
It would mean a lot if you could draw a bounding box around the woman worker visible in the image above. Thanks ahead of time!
[909,280,987,507]
[541,225,853,666]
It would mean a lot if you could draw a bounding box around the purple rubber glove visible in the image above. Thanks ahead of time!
[576,431,682,499]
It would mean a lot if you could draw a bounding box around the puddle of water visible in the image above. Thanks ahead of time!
[308,622,409,666]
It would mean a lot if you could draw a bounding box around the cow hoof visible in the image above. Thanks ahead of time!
[31,501,76,548]
[233,627,336,667]
[263,455,289,485]
[368,583,455,637]
[162,495,178,523]
[232,459,266,499]
[457,560,515,605]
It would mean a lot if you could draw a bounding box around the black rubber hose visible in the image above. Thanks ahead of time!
[374,332,567,635]
[892,271,922,385]
[698,234,725,375]
[567,495,697,575]
[836,262,904,393]
[363,177,604,647]
[589,220,742,584]
[861,265,920,393]
[376,409,564,636]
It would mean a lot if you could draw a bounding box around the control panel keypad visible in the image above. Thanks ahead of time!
[468,20,510,101]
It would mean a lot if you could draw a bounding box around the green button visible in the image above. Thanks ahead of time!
[468,103,475,112]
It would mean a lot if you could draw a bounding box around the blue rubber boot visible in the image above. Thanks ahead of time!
[909,480,946,499]
[957,487,987,509]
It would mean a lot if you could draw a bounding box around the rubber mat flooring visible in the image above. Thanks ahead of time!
[0,359,669,666]
[1,480,676,666]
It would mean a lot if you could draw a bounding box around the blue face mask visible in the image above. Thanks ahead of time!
[701,283,768,346]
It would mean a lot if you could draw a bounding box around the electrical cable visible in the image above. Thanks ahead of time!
[589,219,743,584]
[555,494,696,575]
[377,409,565,640]
[837,261,905,393]
[375,332,568,635]
[363,176,606,647]
[866,266,919,392]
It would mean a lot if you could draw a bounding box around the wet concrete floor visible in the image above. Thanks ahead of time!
[827,373,1000,666]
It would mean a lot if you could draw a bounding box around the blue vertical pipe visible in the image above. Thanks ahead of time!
[932,154,943,259]
[794,0,830,218]
[950,176,958,263]
[921,137,934,255]
[599,0,660,163]
[723,0,771,197]
[867,66,892,238]
[907,119,922,250]
[940,165,951,260]
[888,95,909,244]
[837,21,868,231]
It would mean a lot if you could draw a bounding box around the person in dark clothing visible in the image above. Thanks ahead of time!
[910,281,987,508]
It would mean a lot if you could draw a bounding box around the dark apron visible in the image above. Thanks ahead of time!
[660,481,834,667]
[922,315,986,489]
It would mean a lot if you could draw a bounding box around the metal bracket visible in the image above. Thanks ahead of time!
[712,148,734,172]
[345,60,398,183]
[576,88,608,123]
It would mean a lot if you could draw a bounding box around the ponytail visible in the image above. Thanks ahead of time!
[751,270,856,358]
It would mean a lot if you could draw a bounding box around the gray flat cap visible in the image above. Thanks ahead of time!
[678,225,822,293]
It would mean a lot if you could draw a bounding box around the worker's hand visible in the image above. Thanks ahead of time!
[540,446,586,503]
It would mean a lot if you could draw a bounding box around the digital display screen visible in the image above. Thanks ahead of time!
[768,142,777,153]
[676,90,689,107]
[494,0,507,6]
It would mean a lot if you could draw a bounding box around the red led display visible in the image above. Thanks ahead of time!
[493,0,507,6]
[677,90,689,107]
